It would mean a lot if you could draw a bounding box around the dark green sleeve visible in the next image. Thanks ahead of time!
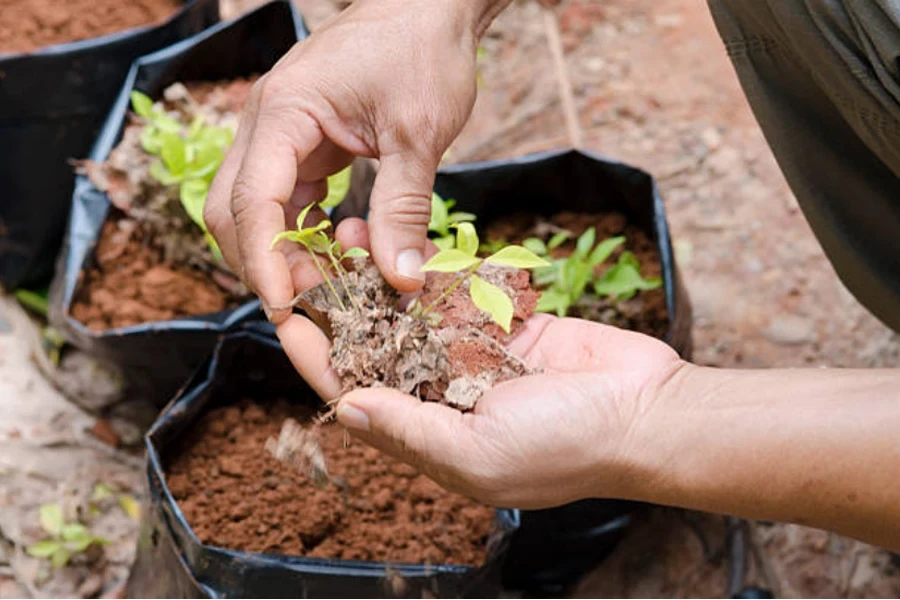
[708,0,900,332]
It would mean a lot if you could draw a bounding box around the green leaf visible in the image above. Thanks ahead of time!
[588,236,625,267]
[130,91,154,118]
[429,192,449,236]
[186,116,205,140]
[185,144,224,180]
[485,245,550,269]
[118,495,141,521]
[140,127,164,155]
[270,231,302,249]
[61,524,89,542]
[532,263,560,287]
[180,179,209,230]
[619,250,640,269]
[92,483,113,502]
[14,288,49,317]
[421,249,481,273]
[320,165,352,209]
[195,125,233,149]
[594,263,661,300]
[448,211,476,224]
[51,547,71,569]
[565,259,593,302]
[469,275,513,333]
[342,247,369,259]
[295,203,315,231]
[547,231,572,250]
[522,238,547,256]
[535,287,571,317]
[27,540,60,558]
[149,160,180,186]
[39,504,64,537]
[574,227,596,260]
[159,132,187,176]
[151,111,182,134]
[433,235,455,251]
[455,222,479,256]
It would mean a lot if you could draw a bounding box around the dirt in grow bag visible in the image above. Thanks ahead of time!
[0,0,182,53]
[485,211,669,338]
[71,79,257,330]
[166,398,495,565]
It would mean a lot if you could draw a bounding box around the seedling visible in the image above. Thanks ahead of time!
[26,504,107,569]
[428,192,476,250]
[131,91,232,257]
[527,227,661,317]
[416,223,548,332]
[478,237,509,255]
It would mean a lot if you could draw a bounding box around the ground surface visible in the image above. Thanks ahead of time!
[2,0,900,596]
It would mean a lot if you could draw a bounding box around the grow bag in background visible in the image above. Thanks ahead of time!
[339,148,693,594]
[128,332,519,599]
[0,0,220,291]
[48,0,309,406]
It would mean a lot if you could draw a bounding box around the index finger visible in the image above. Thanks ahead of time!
[231,110,324,322]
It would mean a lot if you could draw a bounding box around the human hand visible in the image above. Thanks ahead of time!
[333,315,687,509]
[204,0,484,323]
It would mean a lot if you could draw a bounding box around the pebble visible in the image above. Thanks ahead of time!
[763,315,816,345]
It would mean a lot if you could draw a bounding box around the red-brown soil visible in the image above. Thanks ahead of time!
[166,398,496,565]
[0,0,181,54]
[486,211,669,338]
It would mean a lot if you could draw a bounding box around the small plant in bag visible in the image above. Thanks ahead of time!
[428,192,476,250]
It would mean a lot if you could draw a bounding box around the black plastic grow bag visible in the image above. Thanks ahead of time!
[127,332,519,599]
[48,0,309,405]
[0,0,220,291]
[336,148,694,593]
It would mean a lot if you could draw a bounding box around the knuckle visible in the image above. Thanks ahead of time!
[370,193,432,229]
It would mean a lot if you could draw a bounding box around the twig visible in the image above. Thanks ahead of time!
[541,5,583,148]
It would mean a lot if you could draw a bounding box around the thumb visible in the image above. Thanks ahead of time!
[367,151,438,292]
[336,388,469,476]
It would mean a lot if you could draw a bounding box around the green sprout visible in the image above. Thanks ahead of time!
[428,192,476,250]
[131,90,232,258]
[416,223,548,332]
[527,227,661,317]
[26,504,107,569]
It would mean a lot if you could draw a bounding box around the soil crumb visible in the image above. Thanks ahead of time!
[300,259,538,411]
[486,211,669,338]
[166,398,496,565]
[0,0,181,54]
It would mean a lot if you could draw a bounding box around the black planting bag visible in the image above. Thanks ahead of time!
[335,148,693,593]
[127,332,519,598]
[48,0,308,405]
[0,0,220,290]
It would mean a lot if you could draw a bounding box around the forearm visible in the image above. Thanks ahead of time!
[627,364,900,550]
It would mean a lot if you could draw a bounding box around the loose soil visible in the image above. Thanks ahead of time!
[166,398,496,565]
[71,79,256,330]
[485,211,669,339]
[0,0,182,54]
[300,258,538,411]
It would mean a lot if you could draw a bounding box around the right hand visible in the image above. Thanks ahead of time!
[204,0,483,325]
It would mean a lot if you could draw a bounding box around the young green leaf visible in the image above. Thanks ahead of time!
[434,236,455,251]
[148,160,180,186]
[61,523,89,542]
[455,222,480,256]
[421,249,481,273]
[159,132,187,176]
[532,260,562,287]
[618,250,641,269]
[320,165,352,209]
[130,91,154,118]
[448,211,476,223]
[51,547,71,569]
[428,192,450,236]
[92,483,114,502]
[535,287,571,317]
[547,230,572,251]
[39,504,64,537]
[485,245,549,269]
[342,247,370,259]
[118,495,141,521]
[27,541,60,558]
[594,263,661,300]
[295,203,315,231]
[522,237,547,256]
[588,236,625,267]
[179,179,209,230]
[574,227,596,260]
[469,275,514,333]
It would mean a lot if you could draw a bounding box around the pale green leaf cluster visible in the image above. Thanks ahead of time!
[131,90,233,258]
[26,504,108,569]
[420,223,548,332]
[528,226,662,317]
[428,192,476,250]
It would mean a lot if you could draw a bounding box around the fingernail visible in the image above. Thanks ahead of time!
[261,299,274,320]
[337,400,370,432]
[395,249,425,282]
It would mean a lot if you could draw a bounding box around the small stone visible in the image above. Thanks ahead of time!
[763,315,815,345]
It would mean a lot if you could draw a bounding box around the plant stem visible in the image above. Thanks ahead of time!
[306,247,346,311]
[326,252,362,311]
[421,262,481,315]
